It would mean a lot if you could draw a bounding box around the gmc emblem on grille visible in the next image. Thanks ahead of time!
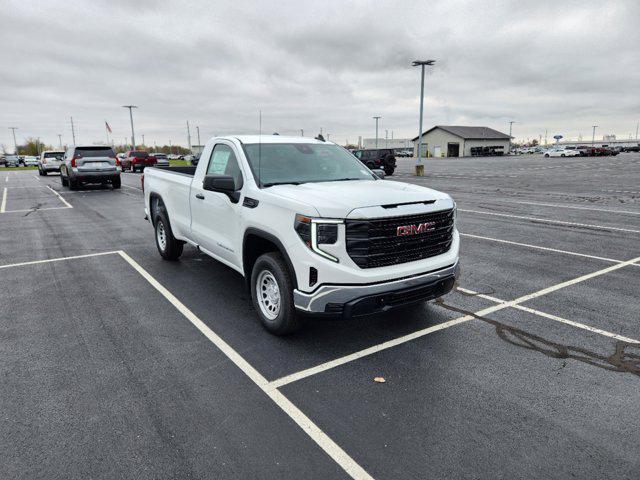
[396,222,437,236]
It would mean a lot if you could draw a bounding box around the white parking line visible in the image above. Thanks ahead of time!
[0,251,119,269]
[45,184,73,208]
[122,184,142,191]
[460,233,623,263]
[512,200,640,216]
[269,255,640,389]
[459,208,640,234]
[4,176,8,183]
[457,287,640,344]
[1,188,6,213]
[117,251,373,480]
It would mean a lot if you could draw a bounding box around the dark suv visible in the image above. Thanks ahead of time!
[352,149,396,175]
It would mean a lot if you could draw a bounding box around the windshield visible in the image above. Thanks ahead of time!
[243,143,375,186]
[44,152,64,159]
[131,151,149,158]
[77,147,115,157]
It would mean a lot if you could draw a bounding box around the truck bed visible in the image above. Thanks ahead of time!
[152,165,197,176]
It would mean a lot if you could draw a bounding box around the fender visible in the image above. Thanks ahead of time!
[243,227,299,290]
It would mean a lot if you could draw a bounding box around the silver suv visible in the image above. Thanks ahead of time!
[60,146,121,189]
[38,150,65,175]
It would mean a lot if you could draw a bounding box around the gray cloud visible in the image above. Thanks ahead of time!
[1,0,638,149]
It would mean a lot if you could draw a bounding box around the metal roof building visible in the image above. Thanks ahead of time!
[412,126,512,157]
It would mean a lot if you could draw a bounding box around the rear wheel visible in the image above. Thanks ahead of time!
[154,208,184,261]
[61,174,69,187]
[42,170,47,176]
[112,177,121,189]
[250,252,301,335]
[69,177,78,190]
[384,166,395,176]
[544,153,550,157]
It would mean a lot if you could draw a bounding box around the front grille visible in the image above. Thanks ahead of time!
[345,209,454,268]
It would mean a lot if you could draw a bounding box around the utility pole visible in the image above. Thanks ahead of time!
[385,129,388,148]
[122,105,138,149]
[196,126,201,146]
[508,121,515,139]
[8,127,18,154]
[186,121,192,152]
[36,137,41,156]
[58,134,62,149]
[592,125,598,145]
[141,134,145,147]
[70,117,76,146]
[300,128,304,137]
[373,116,381,148]
[412,59,435,169]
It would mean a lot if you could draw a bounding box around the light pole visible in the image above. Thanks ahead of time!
[508,121,515,139]
[592,125,598,145]
[186,121,192,152]
[196,126,201,146]
[122,105,138,149]
[8,127,18,154]
[300,128,304,137]
[58,134,62,149]
[36,137,41,156]
[142,134,145,147]
[412,59,435,167]
[373,116,381,148]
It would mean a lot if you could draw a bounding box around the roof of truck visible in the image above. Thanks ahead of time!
[228,135,330,145]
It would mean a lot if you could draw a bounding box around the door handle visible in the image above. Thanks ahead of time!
[195,193,205,200]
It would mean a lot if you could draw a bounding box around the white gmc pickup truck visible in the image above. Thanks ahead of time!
[143,135,459,335]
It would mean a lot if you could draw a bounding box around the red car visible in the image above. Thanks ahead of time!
[121,150,156,172]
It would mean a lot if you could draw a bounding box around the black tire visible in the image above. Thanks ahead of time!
[69,177,78,190]
[561,154,565,157]
[250,252,301,335]
[61,174,69,187]
[112,177,121,189]
[366,162,375,169]
[384,166,395,176]
[42,170,47,176]
[154,208,184,261]
[544,153,549,157]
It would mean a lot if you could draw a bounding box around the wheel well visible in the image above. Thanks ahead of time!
[243,231,298,290]
[149,193,165,225]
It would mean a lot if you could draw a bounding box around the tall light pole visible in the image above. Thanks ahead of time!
[8,127,18,154]
[196,126,201,146]
[58,134,62,149]
[70,117,76,146]
[186,121,192,152]
[300,128,304,137]
[373,116,381,148]
[635,121,639,141]
[592,125,598,145]
[412,59,435,165]
[122,105,138,149]
[385,129,388,148]
[508,121,515,139]
[142,134,145,146]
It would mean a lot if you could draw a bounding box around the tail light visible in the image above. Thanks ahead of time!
[114,157,121,166]
[71,153,82,168]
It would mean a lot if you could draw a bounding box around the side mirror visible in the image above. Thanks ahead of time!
[372,168,386,179]
[203,174,240,203]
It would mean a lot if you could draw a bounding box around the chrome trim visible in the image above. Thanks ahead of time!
[293,262,459,313]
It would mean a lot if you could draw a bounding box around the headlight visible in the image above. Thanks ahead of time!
[294,214,342,262]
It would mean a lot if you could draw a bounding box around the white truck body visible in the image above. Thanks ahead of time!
[143,135,459,333]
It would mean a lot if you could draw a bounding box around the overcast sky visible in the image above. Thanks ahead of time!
[1,0,638,149]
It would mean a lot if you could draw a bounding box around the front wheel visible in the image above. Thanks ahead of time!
[561,154,565,157]
[154,209,184,261]
[251,252,301,335]
[112,177,121,189]
[544,154,549,157]
[384,166,395,176]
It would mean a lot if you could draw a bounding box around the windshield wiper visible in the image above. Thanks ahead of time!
[323,178,363,182]
[261,181,305,188]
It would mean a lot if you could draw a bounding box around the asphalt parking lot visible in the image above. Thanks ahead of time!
[1,153,639,479]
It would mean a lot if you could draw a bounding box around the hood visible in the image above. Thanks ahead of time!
[268,179,452,218]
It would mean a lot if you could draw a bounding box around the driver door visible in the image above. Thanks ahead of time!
[190,142,245,269]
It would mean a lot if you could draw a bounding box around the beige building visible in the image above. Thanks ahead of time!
[412,126,512,157]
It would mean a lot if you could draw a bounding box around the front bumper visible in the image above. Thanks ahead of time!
[294,262,458,317]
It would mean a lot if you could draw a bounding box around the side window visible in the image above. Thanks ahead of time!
[354,151,362,159]
[207,144,243,188]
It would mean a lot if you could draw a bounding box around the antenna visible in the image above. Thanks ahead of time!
[258,110,262,187]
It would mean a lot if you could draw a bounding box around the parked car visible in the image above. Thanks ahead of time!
[22,156,39,167]
[544,148,580,157]
[38,150,65,175]
[151,152,169,167]
[143,135,458,335]
[0,156,6,167]
[60,145,121,189]
[352,148,396,175]
[5,155,20,167]
[121,150,157,172]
